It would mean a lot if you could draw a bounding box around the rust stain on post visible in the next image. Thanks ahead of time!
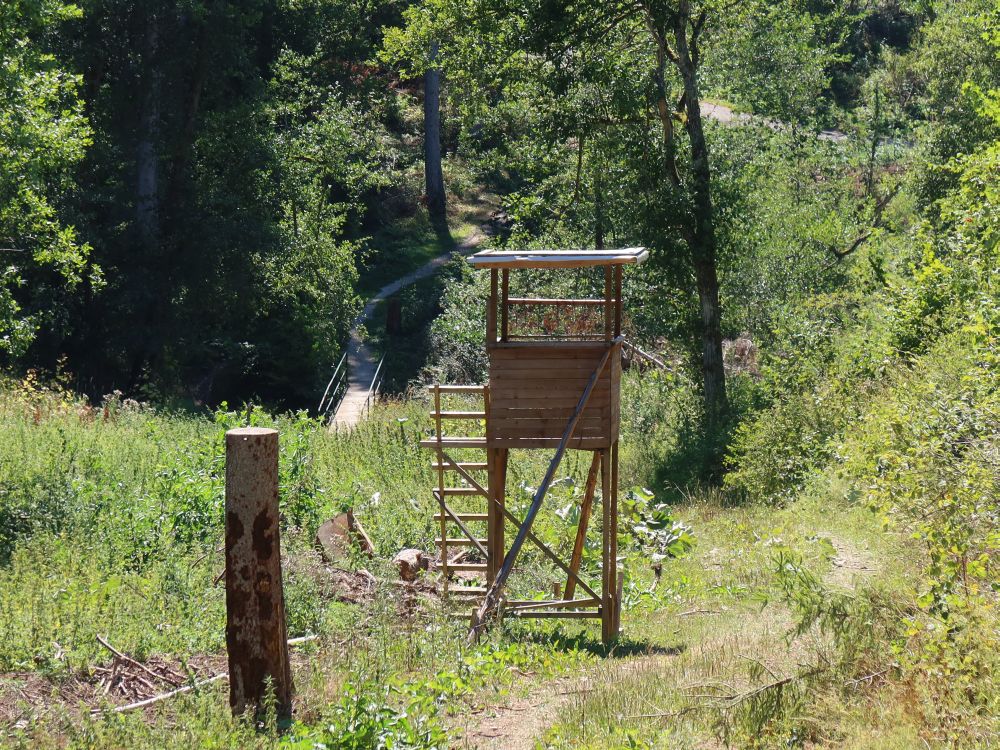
[225,427,293,719]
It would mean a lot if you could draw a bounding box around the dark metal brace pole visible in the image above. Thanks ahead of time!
[469,336,623,642]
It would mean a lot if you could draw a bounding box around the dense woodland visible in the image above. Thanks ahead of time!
[0,0,998,748]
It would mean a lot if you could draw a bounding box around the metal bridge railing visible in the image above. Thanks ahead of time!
[318,351,348,420]
[362,355,385,418]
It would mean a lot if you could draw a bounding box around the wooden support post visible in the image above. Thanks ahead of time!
[604,266,613,341]
[613,266,622,337]
[488,448,507,584]
[434,385,447,594]
[224,428,293,719]
[486,448,498,584]
[487,269,498,344]
[601,448,617,644]
[610,439,620,639]
[565,451,601,598]
[500,269,510,341]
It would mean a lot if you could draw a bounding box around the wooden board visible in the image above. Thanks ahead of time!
[489,346,609,366]
[489,436,612,449]
[489,381,611,396]
[487,343,619,443]
[489,340,609,350]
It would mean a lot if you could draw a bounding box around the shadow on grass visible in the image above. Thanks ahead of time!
[431,213,455,249]
[515,627,687,660]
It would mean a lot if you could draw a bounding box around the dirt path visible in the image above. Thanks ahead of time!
[700,101,848,142]
[331,230,485,428]
[458,675,581,750]
[455,534,878,748]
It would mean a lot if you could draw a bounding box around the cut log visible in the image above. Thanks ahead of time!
[316,510,373,563]
[393,548,424,582]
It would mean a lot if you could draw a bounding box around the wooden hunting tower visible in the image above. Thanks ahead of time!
[420,247,648,643]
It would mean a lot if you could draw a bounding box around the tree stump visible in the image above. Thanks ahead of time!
[224,427,293,720]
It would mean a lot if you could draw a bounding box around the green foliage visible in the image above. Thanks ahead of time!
[625,487,694,560]
[0,0,93,357]
[906,0,1000,205]
[283,644,563,750]
[426,257,488,383]
[720,23,1000,739]
[702,0,834,122]
[836,332,999,742]
[8,0,431,408]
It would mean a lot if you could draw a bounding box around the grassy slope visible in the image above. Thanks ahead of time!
[0,377,926,749]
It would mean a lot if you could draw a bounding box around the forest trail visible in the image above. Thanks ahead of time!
[700,101,849,142]
[456,534,878,749]
[331,230,486,427]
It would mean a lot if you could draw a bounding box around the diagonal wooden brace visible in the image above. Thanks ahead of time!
[498,504,601,602]
[468,336,623,642]
[433,489,488,559]
[565,451,602,598]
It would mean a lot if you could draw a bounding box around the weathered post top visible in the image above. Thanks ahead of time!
[226,426,279,438]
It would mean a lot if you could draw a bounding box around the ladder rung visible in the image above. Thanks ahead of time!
[431,462,489,471]
[443,562,488,572]
[431,411,485,419]
[419,438,487,449]
[438,487,486,496]
[449,586,487,596]
[435,538,488,547]
[434,512,488,522]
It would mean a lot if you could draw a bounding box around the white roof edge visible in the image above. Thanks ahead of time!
[467,247,648,268]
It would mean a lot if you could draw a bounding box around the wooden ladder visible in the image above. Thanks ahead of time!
[419,384,489,598]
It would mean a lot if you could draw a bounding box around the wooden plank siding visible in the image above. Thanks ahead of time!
[487,343,620,448]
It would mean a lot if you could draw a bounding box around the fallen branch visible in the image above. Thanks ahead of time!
[90,634,318,715]
[684,668,822,709]
[845,668,889,688]
[96,635,180,687]
[624,705,698,720]
[677,608,720,617]
[93,673,228,714]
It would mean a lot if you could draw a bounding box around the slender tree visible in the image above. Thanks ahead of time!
[645,0,726,421]
[387,0,730,422]
[424,41,447,222]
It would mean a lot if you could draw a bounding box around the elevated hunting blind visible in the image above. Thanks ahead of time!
[419,247,648,643]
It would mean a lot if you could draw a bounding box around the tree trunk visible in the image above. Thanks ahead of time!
[127,7,162,391]
[165,13,210,220]
[674,4,728,423]
[424,42,446,222]
[594,168,606,250]
[136,10,160,248]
